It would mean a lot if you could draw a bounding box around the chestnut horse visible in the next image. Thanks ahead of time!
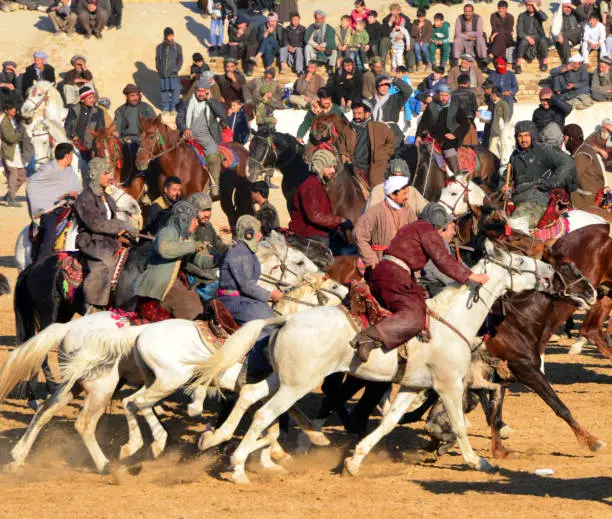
[135,116,252,227]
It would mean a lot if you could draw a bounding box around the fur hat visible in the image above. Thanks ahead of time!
[514,120,537,138]
[170,200,198,239]
[421,202,452,229]
[386,158,411,180]
[87,158,112,195]
[375,74,391,87]
[311,149,337,176]
[236,214,262,252]
[189,192,213,211]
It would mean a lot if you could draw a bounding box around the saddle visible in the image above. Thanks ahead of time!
[203,298,240,337]
[187,139,239,169]
[532,189,571,243]
[346,280,391,330]
[429,138,479,174]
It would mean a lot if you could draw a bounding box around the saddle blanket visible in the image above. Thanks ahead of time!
[187,140,239,169]
[429,141,478,174]
[194,319,228,350]
[509,210,609,241]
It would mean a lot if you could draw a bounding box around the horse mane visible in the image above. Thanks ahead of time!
[427,283,470,316]
[142,117,180,148]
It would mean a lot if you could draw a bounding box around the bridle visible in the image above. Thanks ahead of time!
[137,128,184,166]
[411,141,435,200]
[23,87,49,115]
[270,274,345,310]
[552,261,591,300]
[439,176,472,217]
[483,252,545,294]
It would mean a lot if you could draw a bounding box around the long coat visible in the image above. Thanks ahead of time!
[289,174,342,238]
[572,143,607,210]
[344,121,396,187]
[0,116,34,163]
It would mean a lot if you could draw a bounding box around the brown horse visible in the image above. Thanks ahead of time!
[135,115,252,227]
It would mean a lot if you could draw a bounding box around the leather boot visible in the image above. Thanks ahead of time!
[350,328,384,363]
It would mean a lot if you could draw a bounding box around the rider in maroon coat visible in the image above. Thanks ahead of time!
[352,203,490,362]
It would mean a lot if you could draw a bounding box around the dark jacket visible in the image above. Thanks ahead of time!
[416,101,470,146]
[591,66,612,102]
[452,86,478,120]
[114,101,156,139]
[366,21,384,46]
[329,69,363,104]
[282,23,306,48]
[75,187,128,259]
[490,12,514,39]
[410,19,433,44]
[227,107,250,144]
[417,74,447,98]
[64,102,106,151]
[215,72,246,109]
[289,174,342,238]
[77,0,110,13]
[552,64,590,98]
[532,95,573,133]
[381,13,410,38]
[64,68,93,86]
[368,78,412,123]
[0,71,21,110]
[22,64,56,96]
[488,70,519,102]
[219,240,270,302]
[516,10,547,40]
[155,40,184,78]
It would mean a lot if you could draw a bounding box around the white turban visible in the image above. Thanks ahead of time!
[568,54,583,63]
[384,176,410,196]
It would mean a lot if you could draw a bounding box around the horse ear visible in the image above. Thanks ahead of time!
[484,238,496,257]
[154,114,162,124]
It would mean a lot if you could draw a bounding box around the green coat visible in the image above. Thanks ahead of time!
[304,23,337,61]
[134,222,197,301]
[0,116,33,163]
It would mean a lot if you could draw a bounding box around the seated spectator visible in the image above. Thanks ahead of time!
[288,60,325,108]
[336,15,353,67]
[380,3,410,66]
[532,87,573,135]
[305,10,337,70]
[0,61,21,111]
[190,52,210,83]
[452,73,478,146]
[245,68,283,108]
[416,65,447,103]
[77,0,110,39]
[146,176,182,234]
[48,0,77,36]
[215,57,246,110]
[362,56,384,99]
[329,58,363,111]
[488,56,518,117]
[551,55,593,109]
[515,1,548,74]
[227,16,256,77]
[350,19,370,70]
[489,1,514,61]
[447,54,485,105]
[591,56,612,101]
[429,12,451,70]
[350,0,370,29]
[582,12,609,63]
[554,1,587,65]
[411,8,433,71]
[254,12,283,69]
[208,0,225,56]
[280,12,305,74]
[485,87,511,153]
[22,51,55,96]
[251,181,280,235]
[63,55,93,105]
[296,87,344,143]
[226,100,250,144]
[453,4,488,67]
[366,10,383,58]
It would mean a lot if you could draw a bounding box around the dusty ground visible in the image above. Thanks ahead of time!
[0,1,611,517]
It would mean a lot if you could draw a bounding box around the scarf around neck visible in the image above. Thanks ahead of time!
[372,93,390,122]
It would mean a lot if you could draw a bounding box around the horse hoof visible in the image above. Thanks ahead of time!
[231,470,250,485]
[569,337,586,355]
[150,440,166,459]
[343,457,360,477]
[262,462,287,474]
[197,429,215,451]
[3,461,24,474]
[590,439,606,452]
[304,430,331,447]
[119,444,136,461]
[477,457,497,474]
[493,448,513,460]
[499,424,515,439]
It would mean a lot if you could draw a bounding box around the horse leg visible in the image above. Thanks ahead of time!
[230,382,314,484]
[288,404,331,447]
[343,388,428,477]
[187,385,207,417]
[509,359,606,453]
[6,385,74,471]
[578,297,612,359]
[198,375,278,451]
[119,385,148,460]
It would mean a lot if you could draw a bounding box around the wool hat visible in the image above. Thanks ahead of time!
[389,3,401,11]
[568,54,583,63]
[421,202,452,229]
[264,67,276,78]
[386,158,411,180]
[267,12,279,21]
[87,157,112,196]
[163,27,174,37]
[602,117,612,126]
[235,15,249,25]
[370,56,384,65]
[122,83,141,95]
[314,9,326,17]
[2,61,16,69]
[188,192,213,211]
[236,214,262,252]
[70,55,86,67]
[375,74,391,87]
[33,51,48,60]
[438,84,452,94]
[515,120,538,137]
[311,149,337,175]
[384,176,410,196]
[79,85,95,99]
[224,57,238,65]
[195,73,214,89]
[600,57,611,65]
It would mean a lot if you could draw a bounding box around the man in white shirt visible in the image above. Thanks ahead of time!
[582,13,609,63]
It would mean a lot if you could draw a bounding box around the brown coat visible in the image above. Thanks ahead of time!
[447,65,485,106]
[343,121,396,186]
[572,143,607,210]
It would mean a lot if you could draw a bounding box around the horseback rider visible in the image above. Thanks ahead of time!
[350,202,490,362]
[65,85,106,160]
[218,215,283,377]
[251,180,280,236]
[176,76,226,198]
[135,200,207,320]
[74,157,137,313]
[502,120,578,227]
[415,84,471,175]
[26,142,82,261]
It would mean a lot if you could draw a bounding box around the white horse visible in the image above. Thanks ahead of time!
[14,184,143,272]
[438,174,488,218]
[190,242,556,484]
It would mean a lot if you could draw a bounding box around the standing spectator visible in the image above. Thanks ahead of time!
[280,12,305,74]
[64,85,105,159]
[107,0,122,29]
[514,1,548,74]
[447,54,485,105]
[366,10,383,58]
[350,0,370,29]
[336,15,353,66]
[453,4,488,67]
[304,10,337,70]
[554,1,587,65]
[296,87,344,143]
[63,55,93,105]
[411,8,433,71]
[591,56,612,102]
[532,87,573,135]
[485,87,511,152]
[488,56,518,117]
[380,4,410,66]
[582,12,609,63]
[367,74,412,148]
[228,17,256,76]
[489,1,514,61]
[1,101,33,207]
[288,60,325,108]
[329,58,363,111]
[452,73,479,146]
[226,100,250,144]
[155,27,183,115]
[215,58,246,110]
[48,0,77,36]
[429,12,450,70]
[22,51,55,97]
[349,19,370,71]
[361,56,384,99]
[275,0,297,23]
[0,61,21,110]
[254,13,283,68]
[208,0,225,56]
[251,180,280,235]
[190,52,211,83]
[77,0,110,39]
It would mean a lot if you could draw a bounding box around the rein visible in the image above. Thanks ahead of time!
[140,129,185,164]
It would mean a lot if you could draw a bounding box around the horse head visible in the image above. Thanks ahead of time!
[22,81,65,123]
[135,115,163,170]
[438,174,487,218]
[105,184,143,230]
[310,113,342,146]
[258,230,319,286]
[91,123,122,174]
[542,253,596,310]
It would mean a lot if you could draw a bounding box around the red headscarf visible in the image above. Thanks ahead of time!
[495,56,507,75]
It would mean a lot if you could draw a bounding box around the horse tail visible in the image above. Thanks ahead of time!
[187,315,290,393]
[58,325,146,390]
[13,266,37,344]
[0,322,71,401]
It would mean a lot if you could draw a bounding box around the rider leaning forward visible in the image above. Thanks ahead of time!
[351,203,489,363]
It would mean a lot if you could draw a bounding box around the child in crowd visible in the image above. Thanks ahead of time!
[190,52,211,82]
[350,0,370,29]
[411,8,433,71]
[430,12,451,70]
[226,100,250,144]
[390,22,409,71]
[366,10,383,58]
[336,15,352,67]
[255,85,277,134]
[208,0,225,56]
[350,19,371,70]
[392,66,421,132]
